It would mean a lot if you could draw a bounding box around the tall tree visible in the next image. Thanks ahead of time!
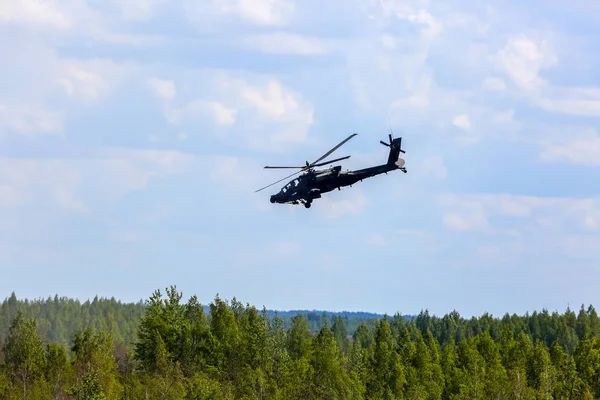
[2,311,45,400]
[367,317,404,399]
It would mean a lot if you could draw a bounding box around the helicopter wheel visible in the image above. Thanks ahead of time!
[304,201,311,208]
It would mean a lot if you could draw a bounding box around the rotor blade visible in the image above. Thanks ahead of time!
[312,155,350,167]
[311,133,357,166]
[254,170,303,193]
[380,140,390,147]
[264,166,305,169]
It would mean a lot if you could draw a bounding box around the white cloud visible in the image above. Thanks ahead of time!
[539,129,600,166]
[452,114,471,130]
[535,87,600,117]
[343,3,485,132]
[0,0,164,45]
[584,216,597,231]
[241,80,307,122]
[158,72,314,149]
[56,59,138,102]
[0,36,138,139]
[492,109,514,123]
[396,9,443,39]
[165,100,238,126]
[0,158,83,211]
[206,102,238,125]
[482,77,507,91]
[108,0,166,21]
[184,0,295,26]
[439,193,600,234]
[146,78,176,102]
[0,149,195,212]
[493,35,558,94]
[0,0,72,30]
[491,35,600,117]
[243,32,326,55]
[0,104,64,136]
[443,207,488,231]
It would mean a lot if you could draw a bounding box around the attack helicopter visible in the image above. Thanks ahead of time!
[255,131,407,208]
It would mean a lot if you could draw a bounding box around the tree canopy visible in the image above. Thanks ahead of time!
[1,287,599,399]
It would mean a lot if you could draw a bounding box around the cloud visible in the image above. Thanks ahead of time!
[0,0,72,30]
[166,100,238,126]
[0,104,64,136]
[536,87,600,117]
[57,59,137,102]
[0,149,195,212]
[539,129,600,166]
[152,71,314,150]
[452,114,471,130]
[443,208,488,232]
[583,216,597,231]
[482,77,507,91]
[205,102,238,125]
[491,34,600,117]
[107,0,167,21]
[243,32,326,55]
[0,36,139,140]
[146,78,176,102]
[439,193,600,234]
[0,158,84,212]
[493,35,558,94]
[184,0,295,26]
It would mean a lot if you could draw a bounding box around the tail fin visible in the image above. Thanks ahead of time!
[387,137,404,165]
[380,133,405,165]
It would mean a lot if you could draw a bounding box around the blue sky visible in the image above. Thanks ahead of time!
[2,0,600,318]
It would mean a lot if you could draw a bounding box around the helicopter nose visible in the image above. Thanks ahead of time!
[270,195,276,203]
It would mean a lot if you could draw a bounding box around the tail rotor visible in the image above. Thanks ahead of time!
[380,127,405,153]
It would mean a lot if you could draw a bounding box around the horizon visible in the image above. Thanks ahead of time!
[2,289,594,320]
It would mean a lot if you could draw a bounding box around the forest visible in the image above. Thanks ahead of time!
[1,286,600,399]
[0,292,388,348]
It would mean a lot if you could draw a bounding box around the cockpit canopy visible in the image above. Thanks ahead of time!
[279,177,301,194]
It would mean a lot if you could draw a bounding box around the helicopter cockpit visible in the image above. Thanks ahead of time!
[278,178,300,195]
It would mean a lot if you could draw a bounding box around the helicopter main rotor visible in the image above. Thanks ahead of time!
[254,133,357,193]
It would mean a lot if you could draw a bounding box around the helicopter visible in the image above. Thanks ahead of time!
[255,131,407,208]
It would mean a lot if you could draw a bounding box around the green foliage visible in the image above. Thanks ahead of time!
[2,311,45,399]
[3,289,600,399]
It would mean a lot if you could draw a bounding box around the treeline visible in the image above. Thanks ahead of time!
[0,292,146,348]
[0,292,388,348]
[0,286,599,399]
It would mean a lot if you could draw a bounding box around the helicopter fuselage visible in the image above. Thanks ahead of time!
[269,158,406,207]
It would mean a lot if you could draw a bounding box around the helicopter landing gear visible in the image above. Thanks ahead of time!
[400,167,407,173]
[301,198,312,208]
